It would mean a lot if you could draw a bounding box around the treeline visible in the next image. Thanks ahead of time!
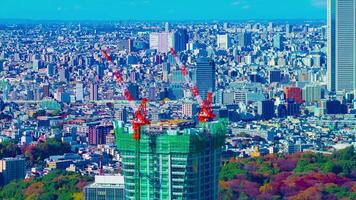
[0,170,92,200]
[0,139,71,166]
[219,146,356,200]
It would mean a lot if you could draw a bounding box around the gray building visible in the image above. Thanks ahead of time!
[238,32,252,48]
[196,57,215,100]
[84,175,125,200]
[0,157,26,186]
[327,0,356,93]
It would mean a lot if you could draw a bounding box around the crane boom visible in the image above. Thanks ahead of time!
[102,48,149,200]
[169,48,216,123]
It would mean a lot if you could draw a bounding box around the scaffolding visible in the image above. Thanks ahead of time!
[114,119,228,200]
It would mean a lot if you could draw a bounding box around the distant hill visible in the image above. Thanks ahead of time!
[219,146,356,200]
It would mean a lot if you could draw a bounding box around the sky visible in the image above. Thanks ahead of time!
[0,0,327,21]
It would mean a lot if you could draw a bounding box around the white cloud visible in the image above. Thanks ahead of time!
[231,1,241,6]
[312,0,326,7]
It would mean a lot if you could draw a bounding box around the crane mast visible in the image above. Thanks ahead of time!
[102,49,149,200]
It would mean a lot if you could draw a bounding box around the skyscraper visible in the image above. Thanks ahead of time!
[76,82,84,102]
[196,57,215,100]
[273,34,283,50]
[173,29,189,52]
[327,0,356,93]
[89,83,98,101]
[238,32,252,48]
[149,32,174,53]
[217,34,231,49]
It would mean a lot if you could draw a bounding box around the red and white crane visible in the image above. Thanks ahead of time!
[169,48,216,123]
[102,48,149,199]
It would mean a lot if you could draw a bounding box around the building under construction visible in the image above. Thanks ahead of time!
[114,119,227,200]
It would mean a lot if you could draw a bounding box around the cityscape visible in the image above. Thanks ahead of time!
[0,0,355,200]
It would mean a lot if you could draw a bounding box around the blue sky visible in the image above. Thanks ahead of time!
[0,0,327,21]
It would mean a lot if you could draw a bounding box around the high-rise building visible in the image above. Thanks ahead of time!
[47,64,55,77]
[59,68,70,82]
[258,100,275,120]
[76,82,84,102]
[89,83,98,101]
[327,0,356,93]
[196,57,215,100]
[84,175,125,200]
[165,22,169,32]
[88,123,113,145]
[238,32,252,48]
[149,32,174,53]
[42,84,50,98]
[127,84,139,100]
[273,34,283,50]
[173,29,189,52]
[284,86,303,104]
[182,102,199,118]
[269,69,281,83]
[114,120,226,200]
[302,84,322,103]
[0,157,26,185]
[286,24,292,34]
[216,34,231,49]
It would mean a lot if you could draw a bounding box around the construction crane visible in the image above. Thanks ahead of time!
[102,49,149,200]
[169,48,216,123]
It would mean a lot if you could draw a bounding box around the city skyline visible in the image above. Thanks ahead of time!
[0,0,327,21]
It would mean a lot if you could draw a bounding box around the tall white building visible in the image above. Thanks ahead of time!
[327,0,356,93]
[75,82,84,102]
[149,32,173,53]
[216,34,231,50]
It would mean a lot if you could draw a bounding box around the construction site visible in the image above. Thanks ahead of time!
[103,47,228,199]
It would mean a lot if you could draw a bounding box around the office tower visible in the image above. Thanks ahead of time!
[258,100,275,120]
[223,22,229,30]
[302,84,322,103]
[84,175,125,200]
[59,68,70,82]
[95,65,104,80]
[216,34,231,49]
[196,57,215,100]
[326,99,348,114]
[47,64,55,77]
[114,120,226,200]
[284,86,303,104]
[33,59,40,70]
[149,32,174,53]
[286,24,292,34]
[127,84,139,100]
[286,102,301,116]
[327,0,356,93]
[238,32,252,48]
[89,83,98,101]
[173,29,189,52]
[88,124,113,145]
[165,22,169,32]
[0,158,26,185]
[115,107,128,123]
[182,101,199,118]
[42,84,50,98]
[162,63,170,82]
[76,82,84,102]
[269,69,281,83]
[312,54,322,67]
[268,22,273,32]
[273,34,283,50]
